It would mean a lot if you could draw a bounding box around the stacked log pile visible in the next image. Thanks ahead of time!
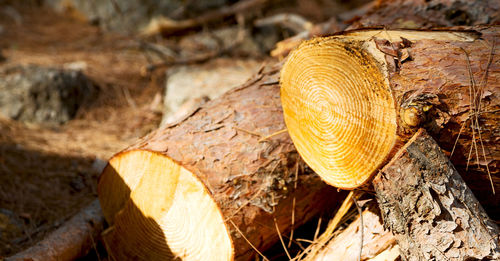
[94,0,500,260]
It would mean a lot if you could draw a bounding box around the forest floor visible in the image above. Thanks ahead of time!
[0,7,164,256]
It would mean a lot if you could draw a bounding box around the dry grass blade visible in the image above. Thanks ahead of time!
[352,196,364,261]
[258,129,288,142]
[288,161,300,248]
[293,191,354,261]
[459,44,496,194]
[475,39,496,194]
[274,217,292,260]
[229,220,269,261]
[461,48,481,171]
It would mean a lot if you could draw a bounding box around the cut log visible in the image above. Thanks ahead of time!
[373,129,499,260]
[270,0,499,59]
[97,64,341,260]
[280,26,500,217]
[312,203,397,261]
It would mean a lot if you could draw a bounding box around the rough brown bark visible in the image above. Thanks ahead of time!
[350,0,500,29]
[373,129,499,260]
[6,200,104,261]
[98,64,341,260]
[374,26,500,217]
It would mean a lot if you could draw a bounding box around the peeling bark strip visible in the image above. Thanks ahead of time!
[280,26,500,217]
[98,64,341,261]
[7,200,105,261]
[373,129,499,261]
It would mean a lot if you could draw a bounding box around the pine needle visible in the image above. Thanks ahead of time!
[229,220,269,261]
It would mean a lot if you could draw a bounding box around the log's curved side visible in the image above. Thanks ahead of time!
[6,200,105,261]
[98,65,342,261]
[280,26,500,217]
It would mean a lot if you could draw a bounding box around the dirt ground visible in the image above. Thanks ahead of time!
[0,6,165,256]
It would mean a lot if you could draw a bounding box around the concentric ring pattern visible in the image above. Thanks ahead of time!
[280,38,397,189]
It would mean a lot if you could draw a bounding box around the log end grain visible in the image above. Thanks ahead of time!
[98,150,233,261]
[280,37,397,189]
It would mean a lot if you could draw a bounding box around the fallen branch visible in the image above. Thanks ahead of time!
[7,200,105,261]
[141,0,270,36]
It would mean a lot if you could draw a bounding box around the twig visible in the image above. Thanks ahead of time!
[7,200,105,261]
[143,15,246,73]
[141,0,270,36]
[352,195,364,261]
[255,13,313,34]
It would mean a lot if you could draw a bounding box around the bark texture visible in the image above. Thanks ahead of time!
[375,26,499,217]
[7,200,104,261]
[280,26,500,218]
[350,0,500,29]
[373,129,499,260]
[98,64,341,260]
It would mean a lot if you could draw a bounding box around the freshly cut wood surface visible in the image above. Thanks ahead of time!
[373,129,499,260]
[98,64,341,260]
[280,26,500,217]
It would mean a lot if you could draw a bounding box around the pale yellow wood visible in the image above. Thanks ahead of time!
[99,150,233,261]
[280,38,397,189]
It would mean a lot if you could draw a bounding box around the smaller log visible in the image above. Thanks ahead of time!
[7,200,105,261]
[373,129,500,260]
[98,65,341,261]
[312,203,397,261]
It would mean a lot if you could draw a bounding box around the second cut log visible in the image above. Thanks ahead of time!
[98,65,341,260]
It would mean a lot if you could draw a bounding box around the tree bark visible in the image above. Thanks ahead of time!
[280,26,500,218]
[373,129,499,260]
[350,0,500,29]
[97,64,342,261]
